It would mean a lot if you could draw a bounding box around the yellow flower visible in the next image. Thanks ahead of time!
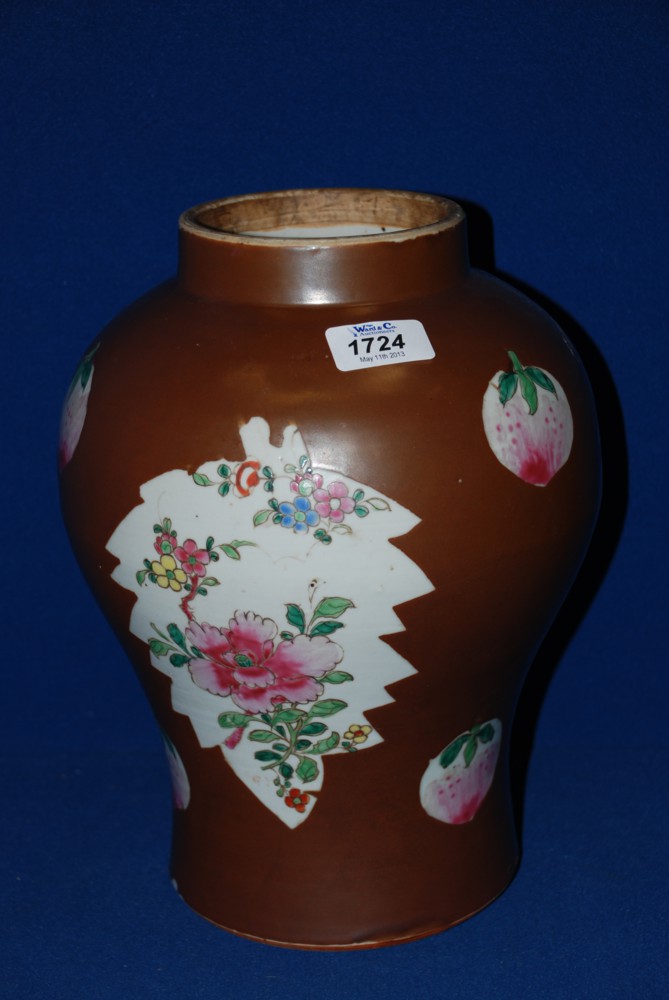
[344,724,372,744]
[151,554,188,591]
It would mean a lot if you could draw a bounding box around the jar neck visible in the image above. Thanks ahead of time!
[177,188,470,306]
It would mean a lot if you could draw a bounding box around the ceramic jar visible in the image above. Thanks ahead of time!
[59,188,600,948]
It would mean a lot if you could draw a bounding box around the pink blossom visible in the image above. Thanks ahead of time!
[290,470,324,497]
[173,538,210,577]
[154,531,176,555]
[312,481,356,522]
[185,611,343,713]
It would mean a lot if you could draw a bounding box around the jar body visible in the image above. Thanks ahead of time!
[60,191,600,948]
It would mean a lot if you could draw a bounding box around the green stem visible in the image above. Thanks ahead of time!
[260,711,304,771]
[507,350,524,374]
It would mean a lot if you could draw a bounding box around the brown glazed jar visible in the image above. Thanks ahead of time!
[59,189,600,948]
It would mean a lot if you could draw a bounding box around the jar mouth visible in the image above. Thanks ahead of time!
[180,188,464,246]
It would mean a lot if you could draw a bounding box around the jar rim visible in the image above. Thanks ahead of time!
[179,188,465,247]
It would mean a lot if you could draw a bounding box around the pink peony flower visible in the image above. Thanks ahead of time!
[185,611,343,713]
[312,481,356,523]
[173,538,210,577]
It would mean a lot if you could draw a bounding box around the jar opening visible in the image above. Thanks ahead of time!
[183,189,462,243]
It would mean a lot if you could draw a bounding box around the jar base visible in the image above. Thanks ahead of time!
[170,856,520,950]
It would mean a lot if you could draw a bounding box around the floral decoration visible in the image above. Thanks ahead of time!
[137,516,368,806]
[193,451,390,544]
[108,417,436,826]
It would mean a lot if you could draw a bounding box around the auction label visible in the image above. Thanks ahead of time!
[325,319,435,372]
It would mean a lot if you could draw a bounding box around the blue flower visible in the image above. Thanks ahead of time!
[278,496,320,533]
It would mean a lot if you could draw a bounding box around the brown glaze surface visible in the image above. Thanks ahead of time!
[60,189,600,948]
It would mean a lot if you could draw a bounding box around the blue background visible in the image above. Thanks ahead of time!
[3,2,667,996]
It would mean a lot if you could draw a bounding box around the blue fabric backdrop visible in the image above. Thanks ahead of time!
[3,1,667,996]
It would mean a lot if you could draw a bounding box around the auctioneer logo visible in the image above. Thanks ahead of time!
[348,322,398,335]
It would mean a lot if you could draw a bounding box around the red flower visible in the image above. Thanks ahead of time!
[154,531,176,555]
[173,538,210,577]
[233,460,261,498]
[285,788,310,813]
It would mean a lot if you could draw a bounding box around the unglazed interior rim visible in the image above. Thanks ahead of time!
[179,188,465,246]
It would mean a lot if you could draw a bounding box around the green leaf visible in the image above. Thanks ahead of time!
[300,722,327,736]
[498,371,518,406]
[314,529,332,544]
[197,587,207,596]
[368,497,391,511]
[525,366,556,394]
[263,481,274,492]
[136,569,148,585]
[200,576,219,587]
[254,750,282,763]
[219,544,241,560]
[206,536,215,550]
[312,597,355,621]
[269,498,279,511]
[169,653,189,667]
[322,670,353,684]
[152,524,162,534]
[299,455,309,470]
[217,464,231,477]
[79,362,93,389]
[262,466,273,478]
[273,708,307,723]
[478,723,495,744]
[248,730,276,743]
[234,653,253,668]
[279,763,294,780]
[275,724,287,738]
[218,712,251,728]
[311,732,339,754]
[518,371,538,415]
[295,738,312,751]
[354,505,369,517]
[193,472,213,487]
[463,735,478,767]
[285,603,306,632]
[352,488,365,502]
[218,482,231,497]
[308,699,347,718]
[296,757,319,783]
[439,733,468,769]
[167,623,187,650]
[284,464,297,474]
[253,509,272,526]
[280,630,294,640]
[148,638,171,657]
[310,620,345,637]
[230,539,255,548]
[272,743,288,752]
